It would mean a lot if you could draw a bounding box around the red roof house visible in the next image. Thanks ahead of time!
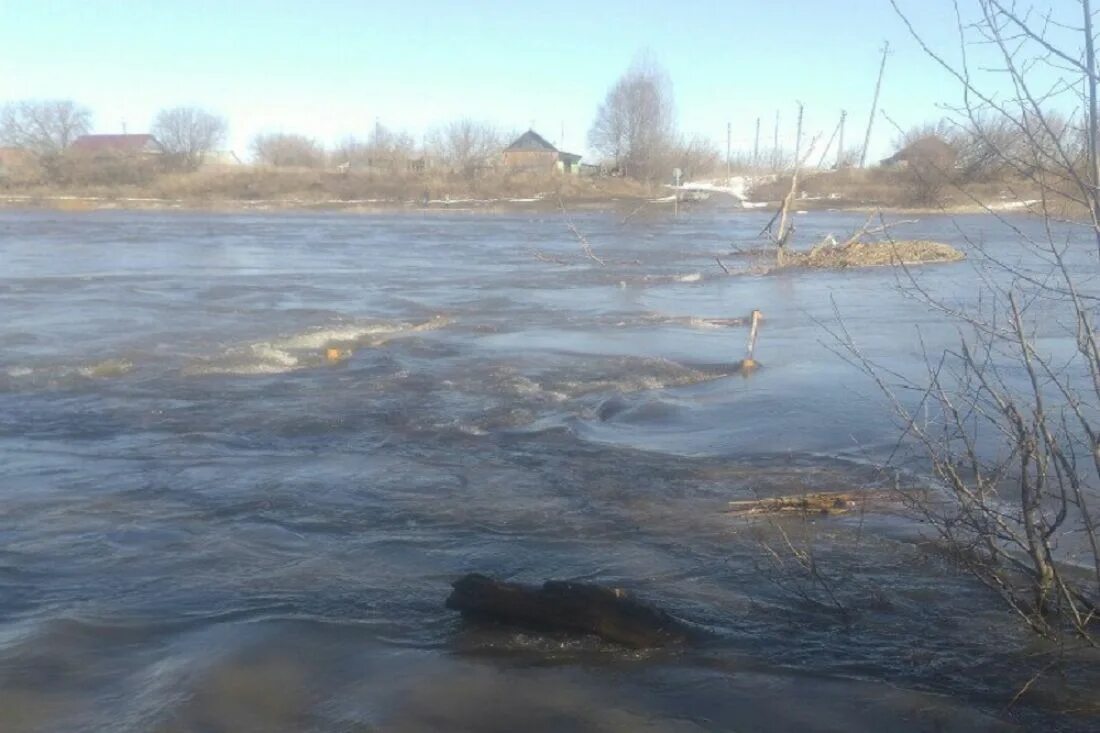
[69,134,162,155]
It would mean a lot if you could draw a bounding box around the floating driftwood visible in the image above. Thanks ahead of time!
[725,490,896,517]
[445,573,688,648]
[737,309,763,373]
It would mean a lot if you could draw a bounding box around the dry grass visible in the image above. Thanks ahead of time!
[787,239,965,268]
[749,167,1050,211]
[3,166,657,208]
[750,168,905,206]
[726,490,897,516]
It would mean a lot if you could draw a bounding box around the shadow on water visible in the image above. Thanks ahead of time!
[1,209,1099,731]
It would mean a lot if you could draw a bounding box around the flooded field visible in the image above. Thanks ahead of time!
[1,207,1098,732]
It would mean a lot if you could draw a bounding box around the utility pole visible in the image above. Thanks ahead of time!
[726,121,731,183]
[560,120,565,149]
[837,110,847,168]
[753,117,761,169]
[859,41,890,168]
[817,113,844,169]
[793,101,804,166]
[772,109,780,171]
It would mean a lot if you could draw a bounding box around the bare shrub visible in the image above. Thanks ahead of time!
[426,119,502,178]
[750,167,904,205]
[837,0,1100,644]
[334,124,419,172]
[0,148,45,187]
[251,133,325,168]
[52,150,160,187]
[152,106,228,171]
[671,135,721,181]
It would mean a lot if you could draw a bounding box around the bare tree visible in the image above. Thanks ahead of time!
[672,135,721,181]
[426,119,502,177]
[834,0,1100,644]
[251,133,325,168]
[336,123,418,171]
[0,99,91,156]
[333,136,370,168]
[588,52,676,181]
[152,106,227,171]
[955,111,1074,183]
[368,122,416,160]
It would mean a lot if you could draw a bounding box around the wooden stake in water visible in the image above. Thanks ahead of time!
[740,310,763,372]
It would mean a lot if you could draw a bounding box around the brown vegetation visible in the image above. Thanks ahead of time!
[0,99,91,156]
[250,133,325,168]
[0,164,656,209]
[750,165,1050,211]
[726,490,898,517]
[152,106,228,171]
[829,0,1100,649]
[788,239,964,268]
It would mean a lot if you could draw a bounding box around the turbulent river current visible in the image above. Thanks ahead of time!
[1,207,1098,732]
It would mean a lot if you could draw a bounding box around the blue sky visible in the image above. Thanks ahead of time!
[0,1,1039,160]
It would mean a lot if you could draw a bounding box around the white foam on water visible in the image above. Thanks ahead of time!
[496,373,570,403]
[270,324,403,351]
[3,358,135,385]
[639,313,745,330]
[76,359,134,379]
[557,370,712,398]
[249,343,299,367]
[683,317,723,329]
[187,315,451,377]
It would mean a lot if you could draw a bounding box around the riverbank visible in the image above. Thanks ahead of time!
[0,191,1038,217]
[0,164,1053,216]
[0,192,661,215]
[0,167,662,214]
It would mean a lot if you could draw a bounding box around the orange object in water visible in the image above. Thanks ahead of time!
[325,348,344,362]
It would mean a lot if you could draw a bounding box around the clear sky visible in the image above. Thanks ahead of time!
[0,1,1025,161]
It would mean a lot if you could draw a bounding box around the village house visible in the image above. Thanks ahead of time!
[880,135,957,170]
[69,134,163,157]
[502,130,582,174]
[63,134,164,184]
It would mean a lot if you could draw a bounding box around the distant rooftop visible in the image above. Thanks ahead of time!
[504,130,558,153]
[70,134,160,154]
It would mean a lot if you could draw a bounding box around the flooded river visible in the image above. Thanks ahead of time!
[1,207,1098,731]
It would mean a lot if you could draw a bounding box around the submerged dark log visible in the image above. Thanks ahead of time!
[445,573,688,648]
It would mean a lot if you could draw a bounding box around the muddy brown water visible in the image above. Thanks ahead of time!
[1,207,1098,731]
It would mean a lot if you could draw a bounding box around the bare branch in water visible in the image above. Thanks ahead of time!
[558,196,605,266]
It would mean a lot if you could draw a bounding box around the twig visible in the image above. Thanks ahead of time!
[532,249,569,265]
[558,195,605,266]
[1004,658,1060,711]
[619,200,648,225]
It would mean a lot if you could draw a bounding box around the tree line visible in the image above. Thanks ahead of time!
[4,53,1063,193]
[0,99,541,181]
[0,55,730,186]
